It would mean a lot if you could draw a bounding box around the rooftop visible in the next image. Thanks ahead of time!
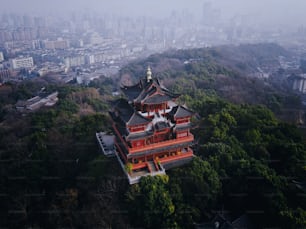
[121,67,180,104]
[169,105,194,118]
[112,98,151,126]
[96,132,116,157]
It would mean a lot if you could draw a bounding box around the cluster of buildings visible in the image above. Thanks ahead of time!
[0,4,305,85]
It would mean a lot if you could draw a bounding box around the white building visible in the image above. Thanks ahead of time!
[0,52,4,62]
[85,55,95,65]
[293,74,306,93]
[10,57,34,69]
[64,56,85,68]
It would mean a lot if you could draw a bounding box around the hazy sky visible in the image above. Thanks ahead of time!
[1,0,306,26]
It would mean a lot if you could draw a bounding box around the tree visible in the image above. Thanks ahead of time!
[125,175,177,228]
[170,157,221,217]
[281,207,306,229]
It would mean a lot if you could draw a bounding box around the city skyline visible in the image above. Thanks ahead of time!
[1,0,306,27]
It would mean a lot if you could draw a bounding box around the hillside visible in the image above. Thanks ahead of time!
[120,43,298,110]
[121,43,290,77]
[0,43,305,228]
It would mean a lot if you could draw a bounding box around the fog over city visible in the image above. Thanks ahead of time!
[1,0,306,26]
[1,0,306,83]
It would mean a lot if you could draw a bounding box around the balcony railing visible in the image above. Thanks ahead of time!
[114,150,166,185]
[129,134,194,154]
[158,150,193,164]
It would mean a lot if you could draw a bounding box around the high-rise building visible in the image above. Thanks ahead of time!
[64,56,85,68]
[0,52,4,62]
[292,74,306,93]
[0,69,11,83]
[110,67,194,184]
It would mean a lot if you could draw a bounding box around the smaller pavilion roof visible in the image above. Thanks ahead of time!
[112,98,151,126]
[168,105,194,118]
[121,68,180,104]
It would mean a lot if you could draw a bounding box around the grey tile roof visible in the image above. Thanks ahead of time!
[127,112,151,126]
[169,105,194,118]
[121,78,180,104]
[112,98,151,126]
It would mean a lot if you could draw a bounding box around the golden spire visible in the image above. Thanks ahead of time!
[146,66,152,82]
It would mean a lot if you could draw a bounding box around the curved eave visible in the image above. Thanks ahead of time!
[126,112,152,126]
[141,94,177,105]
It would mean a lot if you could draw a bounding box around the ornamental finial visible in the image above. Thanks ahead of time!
[146,66,152,82]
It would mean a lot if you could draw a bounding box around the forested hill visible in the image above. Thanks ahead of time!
[208,43,291,74]
[121,43,290,78]
[0,43,305,228]
[120,43,297,114]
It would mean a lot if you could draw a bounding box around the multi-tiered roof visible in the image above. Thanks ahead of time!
[121,67,180,105]
[110,67,194,184]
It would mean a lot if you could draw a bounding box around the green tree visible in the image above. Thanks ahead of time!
[125,175,177,228]
[170,157,221,219]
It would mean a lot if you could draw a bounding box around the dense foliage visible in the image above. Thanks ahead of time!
[0,83,128,228]
[192,96,306,228]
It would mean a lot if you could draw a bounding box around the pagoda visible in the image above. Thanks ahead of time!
[110,67,194,184]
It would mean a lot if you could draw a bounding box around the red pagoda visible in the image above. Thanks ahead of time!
[110,67,194,184]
